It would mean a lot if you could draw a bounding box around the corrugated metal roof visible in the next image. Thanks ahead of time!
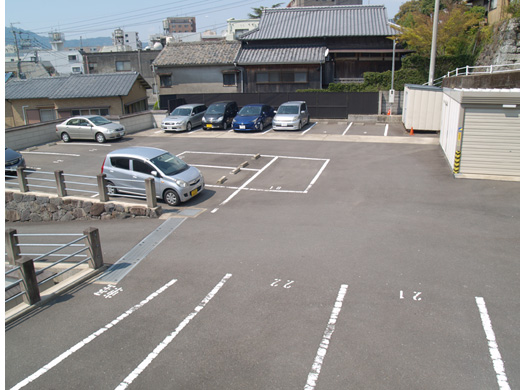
[240,5,397,40]
[237,45,327,65]
[153,41,241,67]
[5,73,150,100]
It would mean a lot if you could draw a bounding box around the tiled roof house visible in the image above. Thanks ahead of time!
[152,41,241,94]
[235,5,407,92]
[5,72,150,128]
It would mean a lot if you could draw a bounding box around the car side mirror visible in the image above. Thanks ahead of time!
[151,171,158,177]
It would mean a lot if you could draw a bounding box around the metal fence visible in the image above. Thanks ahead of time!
[5,168,157,208]
[5,228,103,307]
[160,92,379,118]
[429,63,520,86]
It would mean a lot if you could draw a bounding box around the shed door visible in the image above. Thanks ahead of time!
[461,107,520,176]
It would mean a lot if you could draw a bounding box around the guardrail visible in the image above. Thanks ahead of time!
[5,228,103,307]
[5,168,158,208]
[429,63,520,86]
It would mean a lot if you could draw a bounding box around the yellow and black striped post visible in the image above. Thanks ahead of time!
[453,151,461,173]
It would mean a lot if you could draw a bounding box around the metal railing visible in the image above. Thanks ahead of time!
[428,63,520,86]
[5,228,104,306]
[5,167,158,208]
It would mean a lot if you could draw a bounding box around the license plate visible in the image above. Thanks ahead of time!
[206,124,213,128]
[240,125,246,129]
[190,188,198,196]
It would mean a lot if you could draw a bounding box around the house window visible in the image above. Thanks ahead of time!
[223,73,236,86]
[39,109,56,122]
[256,71,308,84]
[72,67,81,73]
[116,61,132,71]
[89,62,98,72]
[490,0,497,9]
[70,108,109,116]
[160,74,172,87]
[68,55,77,61]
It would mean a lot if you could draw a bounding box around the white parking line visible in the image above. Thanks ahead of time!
[384,124,389,137]
[22,151,80,157]
[342,122,353,136]
[115,273,232,390]
[10,279,178,390]
[305,284,349,390]
[60,142,114,147]
[301,122,318,135]
[475,297,511,390]
[304,159,330,193]
[191,164,260,172]
[219,156,279,208]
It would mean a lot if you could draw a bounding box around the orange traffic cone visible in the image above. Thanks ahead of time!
[410,127,414,136]
[387,109,391,115]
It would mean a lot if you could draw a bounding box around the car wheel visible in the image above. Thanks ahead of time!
[164,189,180,206]
[61,132,71,142]
[298,121,302,130]
[259,122,264,131]
[106,180,117,195]
[186,122,192,131]
[95,133,106,143]
[223,121,228,130]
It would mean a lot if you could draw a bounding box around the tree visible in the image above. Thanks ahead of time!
[248,3,284,19]
[395,1,486,56]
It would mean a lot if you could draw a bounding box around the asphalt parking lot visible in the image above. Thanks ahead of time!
[5,121,520,390]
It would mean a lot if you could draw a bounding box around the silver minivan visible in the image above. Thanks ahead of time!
[101,147,204,206]
[272,101,310,131]
[161,104,207,132]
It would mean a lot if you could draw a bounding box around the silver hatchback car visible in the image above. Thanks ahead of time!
[272,101,310,131]
[161,104,207,132]
[101,146,204,206]
[56,115,125,143]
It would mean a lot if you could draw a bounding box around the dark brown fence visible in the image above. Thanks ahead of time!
[159,92,378,119]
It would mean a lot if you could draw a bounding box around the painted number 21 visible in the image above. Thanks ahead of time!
[271,279,295,289]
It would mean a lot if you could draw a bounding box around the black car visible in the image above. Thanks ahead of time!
[5,147,26,175]
[202,101,238,130]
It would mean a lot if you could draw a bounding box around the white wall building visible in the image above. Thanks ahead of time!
[223,18,260,41]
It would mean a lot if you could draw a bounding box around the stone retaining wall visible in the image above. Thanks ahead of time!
[5,192,162,223]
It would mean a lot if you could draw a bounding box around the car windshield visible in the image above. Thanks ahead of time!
[171,108,192,116]
[151,152,189,176]
[277,105,299,115]
[206,103,226,115]
[89,116,112,125]
[238,106,262,116]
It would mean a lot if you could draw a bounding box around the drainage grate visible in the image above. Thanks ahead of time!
[96,218,186,284]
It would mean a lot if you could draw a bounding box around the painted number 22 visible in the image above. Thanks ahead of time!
[400,291,422,301]
[271,279,295,289]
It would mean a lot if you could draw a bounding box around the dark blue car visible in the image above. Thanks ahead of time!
[232,104,275,132]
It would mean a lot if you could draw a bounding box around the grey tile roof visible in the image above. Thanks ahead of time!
[240,5,397,40]
[153,41,241,67]
[237,45,328,65]
[5,73,150,100]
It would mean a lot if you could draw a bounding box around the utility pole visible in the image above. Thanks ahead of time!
[428,0,441,85]
[10,22,23,78]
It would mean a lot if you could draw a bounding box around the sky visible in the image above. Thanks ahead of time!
[4,0,405,43]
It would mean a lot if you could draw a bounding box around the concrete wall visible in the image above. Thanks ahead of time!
[6,111,160,150]
[442,70,520,89]
[5,120,63,150]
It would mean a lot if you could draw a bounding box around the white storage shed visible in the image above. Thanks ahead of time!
[402,84,444,131]
[440,88,520,179]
